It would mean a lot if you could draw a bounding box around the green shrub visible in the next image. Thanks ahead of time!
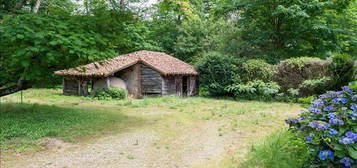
[240,130,309,168]
[329,54,356,90]
[298,96,315,105]
[299,77,332,96]
[349,81,357,91]
[239,59,277,82]
[275,57,330,92]
[92,88,127,100]
[195,53,239,96]
[286,86,357,167]
[226,80,280,100]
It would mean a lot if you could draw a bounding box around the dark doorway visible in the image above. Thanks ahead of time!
[182,76,188,96]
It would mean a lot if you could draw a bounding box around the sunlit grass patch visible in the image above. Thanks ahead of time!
[238,130,309,168]
[0,102,141,152]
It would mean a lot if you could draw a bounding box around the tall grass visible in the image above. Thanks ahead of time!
[239,130,309,168]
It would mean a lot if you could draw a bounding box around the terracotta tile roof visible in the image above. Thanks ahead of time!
[55,50,198,77]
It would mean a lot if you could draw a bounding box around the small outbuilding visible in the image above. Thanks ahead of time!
[55,50,199,98]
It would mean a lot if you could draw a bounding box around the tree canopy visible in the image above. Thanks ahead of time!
[0,0,356,96]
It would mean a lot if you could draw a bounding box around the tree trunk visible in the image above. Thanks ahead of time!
[0,85,27,97]
[0,68,30,97]
[12,0,28,13]
[32,0,42,13]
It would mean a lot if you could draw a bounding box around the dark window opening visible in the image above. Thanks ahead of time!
[182,76,188,96]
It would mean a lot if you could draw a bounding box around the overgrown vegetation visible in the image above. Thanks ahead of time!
[239,130,309,168]
[329,54,356,90]
[195,53,238,96]
[196,55,356,100]
[92,87,127,100]
[226,80,280,100]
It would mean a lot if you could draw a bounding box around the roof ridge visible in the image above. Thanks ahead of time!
[55,50,198,77]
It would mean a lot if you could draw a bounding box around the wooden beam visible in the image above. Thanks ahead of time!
[106,77,110,88]
[78,80,81,96]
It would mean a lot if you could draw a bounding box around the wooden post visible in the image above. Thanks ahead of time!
[20,90,23,103]
[78,80,81,96]
[106,77,110,88]
[137,64,142,98]
[175,75,183,96]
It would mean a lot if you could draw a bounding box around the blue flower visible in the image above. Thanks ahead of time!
[318,123,330,131]
[339,137,354,144]
[352,95,357,101]
[342,86,354,94]
[340,157,355,167]
[346,131,357,141]
[337,90,344,94]
[328,113,344,125]
[329,117,344,125]
[333,98,339,104]
[285,117,300,125]
[324,106,334,111]
[312,100,324,108]
[340,98,348,104]
[329,128,338,136]
[308,121,319,129]
[328,113,337,119]
[339,131,357,144]
[308,107,322,114]
[333,98,348,104]
[318,150,334,161]
[351,104,357,111]
[299,116,305,120]
[350,112,357,120]
[321,93,332,99]
[309,121,330,131]
[306,135,313,143]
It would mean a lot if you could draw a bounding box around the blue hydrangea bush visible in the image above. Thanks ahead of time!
[286,86,357,167]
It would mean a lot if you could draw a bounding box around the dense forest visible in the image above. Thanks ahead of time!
[0,0,356,96]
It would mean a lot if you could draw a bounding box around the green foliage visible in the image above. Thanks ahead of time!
[240,130,309,168]
[275,57,330,92]
[328,54,356,90]
[0,3,157,89]
[195,53,239,96]
[219,0,356,61]
[287,87,357,167]
[349,81,357,91]
[239,59,277,82]
[288,88,299,98]
[299,77,332,96]
[92,88,127,100]
[172,19,225,63]
[0,13,117,87]
[298,96,315,105]
[226,80,281,100]
[283,57,324,69]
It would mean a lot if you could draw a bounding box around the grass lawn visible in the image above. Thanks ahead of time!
[0,88,303,168]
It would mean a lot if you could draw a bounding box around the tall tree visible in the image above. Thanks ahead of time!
[219,0,356,62]
[0,0,154,96]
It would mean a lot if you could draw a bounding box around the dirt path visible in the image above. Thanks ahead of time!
[1,93,301,168]
[2,121,235,168]
[2,114,296,168]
